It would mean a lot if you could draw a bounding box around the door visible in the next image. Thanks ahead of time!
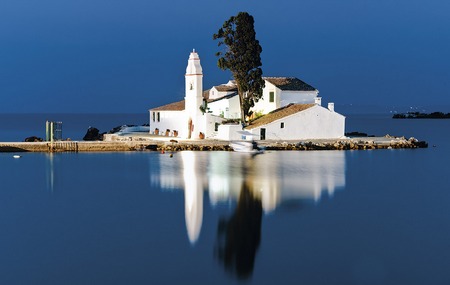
[260,128,266,140]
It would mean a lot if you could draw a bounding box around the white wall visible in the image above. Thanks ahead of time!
[193,113,224,139]
[227,96,241,119]
[208,87,236,100]
[248,105,345,140]
[252,81,280,115]
[208,95,240,119]
[280,90,318,106]
[203,114,224,138]
[250,81,319,116]
[217,124,244,141]
[149,112,222,139]
[149,110,185,137]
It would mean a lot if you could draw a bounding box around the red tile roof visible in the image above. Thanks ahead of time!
[263,77,316,91]
[150,100,185,111]
[214,84,238,92]
[246,104,315,129]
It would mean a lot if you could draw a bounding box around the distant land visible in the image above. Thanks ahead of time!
[333,104,450,115]
[393,112,450,119]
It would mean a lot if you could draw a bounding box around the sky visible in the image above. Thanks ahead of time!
[1,0,449,114]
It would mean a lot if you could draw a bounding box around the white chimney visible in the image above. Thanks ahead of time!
[315,97,322,106]
[328,102,335,112]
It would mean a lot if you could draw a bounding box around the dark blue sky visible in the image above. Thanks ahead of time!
[1,0,449,113]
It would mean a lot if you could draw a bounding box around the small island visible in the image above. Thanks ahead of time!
[393,112,450,119]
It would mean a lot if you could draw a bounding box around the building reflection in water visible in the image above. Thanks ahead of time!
[150,151,346,277]
[215,180,263,279]
[207,151,346,213]
[181,151,203,244]
[46,153,55,192]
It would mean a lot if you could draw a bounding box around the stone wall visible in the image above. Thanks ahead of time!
[0,136,427,153]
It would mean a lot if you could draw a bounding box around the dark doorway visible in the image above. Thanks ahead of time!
[260,128,266,140]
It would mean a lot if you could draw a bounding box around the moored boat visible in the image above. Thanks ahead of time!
[229,140,264,154]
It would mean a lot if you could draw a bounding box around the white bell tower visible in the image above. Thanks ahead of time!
[184,49,204,139]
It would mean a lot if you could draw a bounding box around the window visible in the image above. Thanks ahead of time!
[157,112,160,122]
[269,91,274,102]
[215,123,219,132]
[281,122,284,129]
[152,112,155,122]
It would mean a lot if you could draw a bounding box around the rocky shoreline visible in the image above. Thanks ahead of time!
[0,135,428,153]
[393,111,450,119]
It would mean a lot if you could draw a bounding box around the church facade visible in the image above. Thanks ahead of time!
[149,50,345,140]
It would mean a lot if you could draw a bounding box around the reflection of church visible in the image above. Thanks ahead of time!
[182,152,203,243]
[150,151,346,244]
[209,151,346,213]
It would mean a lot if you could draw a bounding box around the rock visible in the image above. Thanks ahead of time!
[24,136,43,142]
[413,140,428,148]
[83,127,103,141]
[345,131,368,137]
[145,144,158,151]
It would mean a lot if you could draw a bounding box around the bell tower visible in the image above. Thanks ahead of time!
[184,49,204,138]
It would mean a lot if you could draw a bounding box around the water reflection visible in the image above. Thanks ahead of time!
[215,181,263,280]
[182,152,203,244]
[150,151,346,277]
[207,151,346,213]
[46,153,55,192]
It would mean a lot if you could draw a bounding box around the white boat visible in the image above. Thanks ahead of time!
[229,141,264,154]
[117,125,151,135]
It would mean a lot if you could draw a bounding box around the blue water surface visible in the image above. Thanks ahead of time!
[0,115,450,284]
[0,113,148,142]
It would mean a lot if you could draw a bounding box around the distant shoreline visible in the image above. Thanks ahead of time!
[393,112,450,119]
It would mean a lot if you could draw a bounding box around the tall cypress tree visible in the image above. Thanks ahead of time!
[213,12,265,126]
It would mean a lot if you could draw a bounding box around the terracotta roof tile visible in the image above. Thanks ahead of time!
[214,84,238,92]
[246,104,315,129]
[203,89,210,100]
[263,77,316,91]
[150,100,185,111]
[207,92,238,103]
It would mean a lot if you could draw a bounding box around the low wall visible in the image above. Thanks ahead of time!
[0,141,161,152]
[0,136,428,153]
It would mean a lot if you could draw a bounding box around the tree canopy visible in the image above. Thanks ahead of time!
[213,12,265,126]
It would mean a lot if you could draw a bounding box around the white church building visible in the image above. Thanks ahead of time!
[149,50,345,141]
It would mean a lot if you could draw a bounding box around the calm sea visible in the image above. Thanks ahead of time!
[1,114,450,285]
[0,113,149,142]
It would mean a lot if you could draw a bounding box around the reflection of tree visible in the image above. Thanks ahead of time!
[215,181,263,280]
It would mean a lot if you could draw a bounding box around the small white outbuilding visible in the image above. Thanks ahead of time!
[243,103,345,140]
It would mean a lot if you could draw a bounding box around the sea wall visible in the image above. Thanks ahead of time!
[0,136,428,153]
[0,141,149,152]
[264,137,428,151]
